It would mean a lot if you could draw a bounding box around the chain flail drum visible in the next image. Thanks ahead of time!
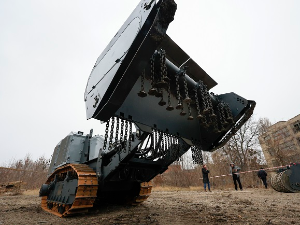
[270,163,300,193]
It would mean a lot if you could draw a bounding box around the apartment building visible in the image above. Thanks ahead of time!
[259,114,300,167]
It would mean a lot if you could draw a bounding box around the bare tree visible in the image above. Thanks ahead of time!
[263,137,298,166]
[0,155,50,190]
[220,116,262,170]
[257,117,272,136]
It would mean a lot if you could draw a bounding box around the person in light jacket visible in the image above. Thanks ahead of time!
[230,162,243,191]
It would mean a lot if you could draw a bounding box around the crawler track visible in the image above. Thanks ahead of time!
[131,181,152,205]
[41,164,98,217]
[41,164,152,217]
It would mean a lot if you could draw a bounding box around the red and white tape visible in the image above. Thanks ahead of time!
[206,164,291,179]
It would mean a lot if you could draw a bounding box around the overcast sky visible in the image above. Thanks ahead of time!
[1,0,300,165]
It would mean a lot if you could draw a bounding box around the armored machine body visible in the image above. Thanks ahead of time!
[40,0,255,217]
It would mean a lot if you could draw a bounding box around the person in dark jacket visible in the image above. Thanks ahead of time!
[202,164,211,192]
[257,167,268,188]
[230,162,243,191]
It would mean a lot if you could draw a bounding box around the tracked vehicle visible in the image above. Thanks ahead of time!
[271,163,300,193]
[39,0,255,217]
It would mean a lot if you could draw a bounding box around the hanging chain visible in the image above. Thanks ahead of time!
[175,73,183,110]
[209,93,217,122]
[198,80,218,126]
[115,117,119,145]
[161,131,165,157]
[151,129,155,158]
[154,49,169,90]
[150,130,155,158]
[194,85,204,120]
[160,49,169,84]
[203,88,211,114]
[167,88,171,106]
[161,132,166,158]
[195,81,209,127]
[120,118,124,146]
[198,146,204,165]
[158,131,162,157]
[224,103,234,124]
[198,80,210,114]
[162,132,167,156]
[150,54,155,83]
[218,102,228,126]
[173,136,177,158]
[191,146,196,163]
[176,137,181,161]
[167,134,172,158]
[148,54,157,95]
[128,120,132,151]
[205,90,216,123]
[164,54,173,111]
[176,138,182,162]
[182,69,191,103]
[123,120,128,152]
[138,69,147,97]
[103,119,110,150]
[204,90,212,113]
[166,84,174,111]
[170,135,174,158]
[108,117,115,150]
[154,129,158,158]
[197,84,209,126]
[141,69,145,91]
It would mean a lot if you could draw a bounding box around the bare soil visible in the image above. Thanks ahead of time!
[0,188,299,225]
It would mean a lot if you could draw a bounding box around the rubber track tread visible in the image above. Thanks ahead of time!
[41,164,98,217]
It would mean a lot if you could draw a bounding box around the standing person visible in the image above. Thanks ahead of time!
[229,163,243,191]
[202,164,211,192]
[257,167,268,188]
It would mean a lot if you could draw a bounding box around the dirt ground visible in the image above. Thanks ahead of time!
[0,188,299,225]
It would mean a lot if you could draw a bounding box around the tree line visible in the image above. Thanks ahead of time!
[2,116,293,190]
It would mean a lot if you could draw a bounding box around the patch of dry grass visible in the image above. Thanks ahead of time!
[152,186,202,192]
[22,189,39,196]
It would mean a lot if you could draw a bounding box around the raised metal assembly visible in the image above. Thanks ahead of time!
[40,0,256,217]
[271,163,300,193]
